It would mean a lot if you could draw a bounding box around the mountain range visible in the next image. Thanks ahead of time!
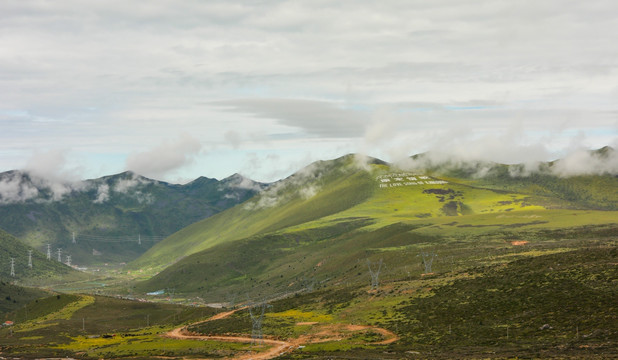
[0,170,267,265]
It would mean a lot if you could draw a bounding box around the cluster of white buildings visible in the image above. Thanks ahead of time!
[377,173,448,188]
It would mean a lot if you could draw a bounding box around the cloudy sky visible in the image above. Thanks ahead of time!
[1,0,617,183]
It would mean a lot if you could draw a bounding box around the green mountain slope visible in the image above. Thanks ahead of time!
[0,228,85,283]
[0,171,265,265]
[0,281,49,315]
[409,147,618,210]
[130,155,379,270]
[133,153,617,298]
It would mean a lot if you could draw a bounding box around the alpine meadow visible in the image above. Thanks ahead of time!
[1,151,616,359]
[1,1,618,359]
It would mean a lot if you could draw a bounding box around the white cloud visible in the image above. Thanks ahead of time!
[551,148,618,177]
[94,183,110,204]
[114,174,152,193]
[0,172,39,204]
[125,134,202,180]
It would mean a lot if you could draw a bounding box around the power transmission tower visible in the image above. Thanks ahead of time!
[138,234,141,245]
[421,251,437,274]
[10,258,15,277]
[367,259,383,290]
[248,301,271,345]
[66,255,71,267]
[28,250,33,268]
[57,248,62,262]
[225,292,238,308]
[47,244,51,260]
[72,232,76,244]
[300,275,316,292]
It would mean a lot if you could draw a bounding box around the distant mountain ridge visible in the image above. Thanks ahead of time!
[0,170,268,265]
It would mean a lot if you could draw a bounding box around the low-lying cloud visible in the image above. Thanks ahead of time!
[551,147,618,177]
[243,160,328,210]
[388,145,618,178]
[125,134,202,180]
[93,183,110,204]
[0,172,39,204]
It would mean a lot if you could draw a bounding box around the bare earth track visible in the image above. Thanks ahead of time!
[164,307,399,359]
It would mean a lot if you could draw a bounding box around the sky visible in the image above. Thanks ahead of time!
[1,0,617,183]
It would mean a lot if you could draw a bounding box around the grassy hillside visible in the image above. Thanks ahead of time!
[0,293,223,359]
[184,228,616,359]
[0,281,49,315]
[0,228,86,283]
[135,154,617,299]
[130,155,378,270]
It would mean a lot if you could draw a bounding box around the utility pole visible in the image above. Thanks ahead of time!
[57,248,62,262]
[47,244,51,260]
[28,250,33,268]
[10,258,15,277]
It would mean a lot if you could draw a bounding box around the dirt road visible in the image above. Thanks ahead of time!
[164,307,398,360]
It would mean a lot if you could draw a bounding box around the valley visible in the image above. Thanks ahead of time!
[0,154,616,359]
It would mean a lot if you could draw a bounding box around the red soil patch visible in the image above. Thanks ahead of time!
[510,240,529,246]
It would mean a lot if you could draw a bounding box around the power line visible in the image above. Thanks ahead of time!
[74,233,165,243]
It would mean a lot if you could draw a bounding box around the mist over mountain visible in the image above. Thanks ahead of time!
[385,146,618,178]
[0,170,267,265]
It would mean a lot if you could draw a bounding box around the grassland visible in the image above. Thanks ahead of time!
[1,155,616,359]
[0,292,235,359]
[186,234,616,359]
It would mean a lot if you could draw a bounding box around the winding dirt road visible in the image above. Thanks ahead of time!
[164,307,399,360]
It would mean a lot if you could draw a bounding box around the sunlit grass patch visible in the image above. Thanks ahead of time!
[15,295,94,333]
[57,331,259,358]
[267,309,333,323]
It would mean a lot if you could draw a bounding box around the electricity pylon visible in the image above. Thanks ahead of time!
[248,300,271,345]
[367,258,383,290]
[421,251,437,274]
